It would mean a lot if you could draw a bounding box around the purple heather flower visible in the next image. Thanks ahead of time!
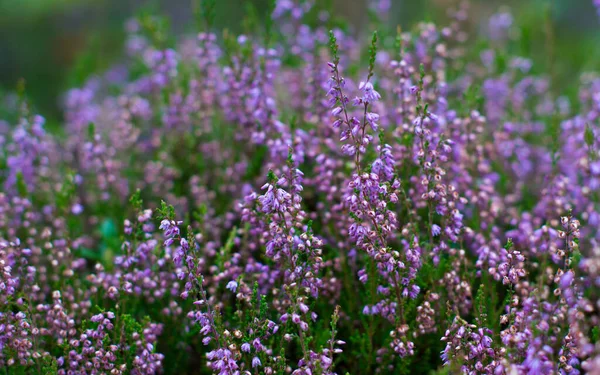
[560,271,574,289]
[71,203,83,215]
[226,280,238,292]
[299,303,309,314]
[90,314,104,323]
[2,5,600,375]
[358,81,381,103]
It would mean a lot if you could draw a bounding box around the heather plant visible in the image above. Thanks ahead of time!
[1,0,600,374]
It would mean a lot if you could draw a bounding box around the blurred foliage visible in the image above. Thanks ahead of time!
[0,0,88,16]
[0,0,598,122]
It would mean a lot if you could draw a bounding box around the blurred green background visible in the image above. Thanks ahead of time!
[0,0,598,122]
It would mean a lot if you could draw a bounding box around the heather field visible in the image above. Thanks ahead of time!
[2,0,600,374]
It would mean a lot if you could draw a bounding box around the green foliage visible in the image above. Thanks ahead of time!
[129,189,144,213]
[69,33,124,89]
[592,326,599,343]
[329,30,339,65]
[215,226,238,271]
[474,287,488,327]
[56,171,76,213]
[41,356,58,374]
[137,4,171,48]
[156,200,176,221]
[87,122,96,141]
[120,314,145,366]
[15,172,28,197]
[264,0,277,47]
[194,0,218,30]
[367,31,378,80]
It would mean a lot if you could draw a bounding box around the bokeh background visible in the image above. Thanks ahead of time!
[1,0,598,123]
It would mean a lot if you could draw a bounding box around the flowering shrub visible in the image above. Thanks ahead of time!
[1,0,600,374]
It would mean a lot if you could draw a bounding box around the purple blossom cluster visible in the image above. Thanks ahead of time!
[1,1,600,374]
